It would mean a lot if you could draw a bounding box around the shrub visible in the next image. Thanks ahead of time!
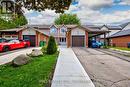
[41,45,47,54]
[47,36,57,54]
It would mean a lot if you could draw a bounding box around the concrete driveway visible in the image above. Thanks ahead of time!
[0,47,41,65]
[73,48,130,87]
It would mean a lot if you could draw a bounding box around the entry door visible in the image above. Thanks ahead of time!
[23,35,36,47]
[72,36,85,47]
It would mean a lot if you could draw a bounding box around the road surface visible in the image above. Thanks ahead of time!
[73,48,130,87]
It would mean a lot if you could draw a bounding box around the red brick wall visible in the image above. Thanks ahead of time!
[18,30,22,40]
[40,34,49,42]
[67,31,71,48]
[36,31,39,46]
[37,32,49,46]
[86,31,88,48]
[111,36,130,47]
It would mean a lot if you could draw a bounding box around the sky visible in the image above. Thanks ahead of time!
[23,0,130,25]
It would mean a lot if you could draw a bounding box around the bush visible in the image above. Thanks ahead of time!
[41,45,47,54]
[47,36,57,55]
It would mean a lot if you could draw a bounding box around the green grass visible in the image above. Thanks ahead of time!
[108,46,130,51]
[0,54,58,87]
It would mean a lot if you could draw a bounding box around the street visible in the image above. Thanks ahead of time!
[73,48,130,87]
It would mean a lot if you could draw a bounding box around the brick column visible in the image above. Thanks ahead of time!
[67,31,71,48]
[18,30,22,40]
[86,31,88,48]
[36,31,39,47]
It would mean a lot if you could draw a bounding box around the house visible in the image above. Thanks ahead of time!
[100,25,122,45]
[0,25,109,47]
[109,22,130,47]
[0,25,68,47]
[66,25,109,47]
[109,29,130,47]
[87,24,122,45]
[0,27,49,47]
[27,24,68,45]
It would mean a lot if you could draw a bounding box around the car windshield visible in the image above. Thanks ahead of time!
[0,39,6,43]
[5,40,11,42]
[0,39,3,43]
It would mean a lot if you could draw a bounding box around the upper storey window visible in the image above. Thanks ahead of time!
[50,26,57,34]
[60,26,67,34]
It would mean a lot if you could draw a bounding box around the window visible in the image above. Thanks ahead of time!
[50,26,57,34]
[12,36,18,39]
[4,36,11,39]
[60,37,66,42]
[60,27,67,34]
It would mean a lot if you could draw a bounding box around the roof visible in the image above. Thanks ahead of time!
[0,24,109,34]
[120,22,130,29]
[110,29,130,38]
[27,25,51,29]
[106,25,122,30]
[82,25,109,33]
[56,25,78,29]
[0,27,24,32]
[86,25,102,29]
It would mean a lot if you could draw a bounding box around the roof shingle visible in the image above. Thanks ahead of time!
[110,29,130,38]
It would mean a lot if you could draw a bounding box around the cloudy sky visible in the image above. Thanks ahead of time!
[24,0,130,25]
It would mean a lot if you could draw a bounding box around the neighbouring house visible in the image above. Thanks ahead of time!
[109,22,130,48]
[100,25,122,45]
[0,24,109,48]
[109,29,130,47]
[87,24,122,45]
[0,27,49,47]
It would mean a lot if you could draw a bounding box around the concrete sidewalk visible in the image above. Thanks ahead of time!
[0,47,41,65]
[51,46,95,87]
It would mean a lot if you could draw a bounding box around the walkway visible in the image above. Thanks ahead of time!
[51,46,95,87]
[0,47,40,65]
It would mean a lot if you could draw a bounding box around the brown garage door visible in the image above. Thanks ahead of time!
[72,36,85,47]
[23,35,36,47]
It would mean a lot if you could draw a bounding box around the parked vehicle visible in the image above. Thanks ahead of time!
[91,40,103,48]
[0,38,7,43]
[0,39,30,52]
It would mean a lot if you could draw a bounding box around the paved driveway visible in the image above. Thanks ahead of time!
[0,47,41,65]
[73,48,130,87]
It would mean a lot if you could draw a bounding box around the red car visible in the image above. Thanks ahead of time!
[0,39,30,52]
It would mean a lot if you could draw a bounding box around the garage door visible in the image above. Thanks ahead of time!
[72,36,85,47]
[23,35,36,47]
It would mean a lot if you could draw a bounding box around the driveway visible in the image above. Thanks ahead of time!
[0,47,41,65]
[73,48,130,87]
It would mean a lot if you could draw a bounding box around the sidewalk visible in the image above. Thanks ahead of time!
[51,46,95,87]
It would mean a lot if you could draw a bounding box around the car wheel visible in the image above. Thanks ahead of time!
[24,44,28,48]
[3,47,9,52]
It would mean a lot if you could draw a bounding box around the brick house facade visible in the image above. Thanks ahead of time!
[0,25,108,47]
[110,36,130,47]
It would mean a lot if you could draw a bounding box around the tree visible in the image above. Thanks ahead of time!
[15,0,72,13]
[0,15,28,29]
[55,14,81,25]
[47,36,57,55]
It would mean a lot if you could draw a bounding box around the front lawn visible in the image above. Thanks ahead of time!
[0,54,58,87]
[108,46,130,51]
